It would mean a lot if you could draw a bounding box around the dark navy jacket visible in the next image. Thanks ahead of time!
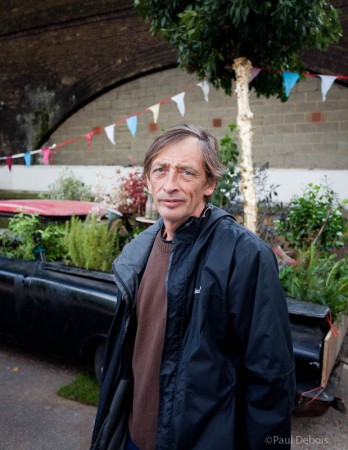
[91,205,295,450]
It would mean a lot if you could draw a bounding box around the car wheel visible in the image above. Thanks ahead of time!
[94,340,106,385]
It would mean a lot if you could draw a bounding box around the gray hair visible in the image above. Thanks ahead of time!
[143,123,225,185]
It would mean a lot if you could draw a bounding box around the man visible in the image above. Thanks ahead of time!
[91,123,295,450]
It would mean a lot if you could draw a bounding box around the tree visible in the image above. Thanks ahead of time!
[134,0,341,232]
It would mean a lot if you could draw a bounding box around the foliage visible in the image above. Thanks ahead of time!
[40,167,93,201]
[274,182,347,252]
[135,0,342,100]
[64,215,121,271]
[58,372,99,406]
[211,123,240,209]
[0,213,65,261]
[120,171,147,214]
[92,168,146,218]
[279,245,348,319]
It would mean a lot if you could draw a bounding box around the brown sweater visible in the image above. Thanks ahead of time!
[128,232,171,450]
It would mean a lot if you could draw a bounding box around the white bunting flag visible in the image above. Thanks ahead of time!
[105,124,116,145]
[318,75,336,101]
[149,104,160,124]
[197,80,210,102]
[171,92,186,117]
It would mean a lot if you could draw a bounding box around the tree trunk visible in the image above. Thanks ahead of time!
[232,57,257,233]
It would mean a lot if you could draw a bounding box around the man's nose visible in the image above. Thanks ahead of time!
[163,169,178,192]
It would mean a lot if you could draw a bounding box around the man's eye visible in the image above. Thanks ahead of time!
[184,170,193,176]
[153,167,164,173]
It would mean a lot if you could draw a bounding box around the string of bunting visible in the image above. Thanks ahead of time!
[1,67,347,171]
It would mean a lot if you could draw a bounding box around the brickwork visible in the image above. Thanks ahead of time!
[0,0,176,154]
[0,0,347,171]
[49,68,348,170]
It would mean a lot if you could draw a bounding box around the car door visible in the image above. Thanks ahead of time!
[0,256,37,341]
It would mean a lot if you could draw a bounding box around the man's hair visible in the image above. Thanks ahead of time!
[143,123,225,184]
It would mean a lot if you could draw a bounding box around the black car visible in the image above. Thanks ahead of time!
[0,200,116,382]
[0,200,347,413]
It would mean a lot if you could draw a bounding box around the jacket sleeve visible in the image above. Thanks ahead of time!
[228,235,295,449]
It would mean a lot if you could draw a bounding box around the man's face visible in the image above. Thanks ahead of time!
[147,136,216,236]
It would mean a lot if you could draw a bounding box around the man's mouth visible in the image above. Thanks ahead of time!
[159,199,184,208]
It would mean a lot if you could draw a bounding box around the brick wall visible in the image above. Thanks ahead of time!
[0,0,346,167]
[49,68,348,170]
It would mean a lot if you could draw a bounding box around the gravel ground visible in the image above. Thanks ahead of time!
[0,341,347,450]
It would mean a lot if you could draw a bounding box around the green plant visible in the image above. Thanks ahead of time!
[279,245,348,320]
[274,182,347,252]
[0,213,65,261]
[135,0,341,231]
[211,123,240,210]
[65,215,121,271]
[58,372,99,406]
[40,167,93,201]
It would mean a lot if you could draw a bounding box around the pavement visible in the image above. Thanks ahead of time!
[0,342,97,450]
[0,341,347,450]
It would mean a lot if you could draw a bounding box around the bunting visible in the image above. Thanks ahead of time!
[24,152,31,167]
[318,75,337,101]
[1,67,347,171]
[148,104,160,124]
[283,72,300,97]
[171,92,186,117]
[42,147,51,165]
[197,80,210,102]
[6,156,12,171]
[105,124,116,145]
[126,116,138,138]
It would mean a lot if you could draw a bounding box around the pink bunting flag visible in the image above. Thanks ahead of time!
[86,131,95,152]
[249,67,261,82]
[42,147,50,165]
[6,155,13,171]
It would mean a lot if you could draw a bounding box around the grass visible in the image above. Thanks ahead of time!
[58,372,100,406]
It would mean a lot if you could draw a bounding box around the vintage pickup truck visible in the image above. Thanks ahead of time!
[0,200,347,415]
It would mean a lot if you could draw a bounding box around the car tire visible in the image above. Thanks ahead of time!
[94,340,106,385]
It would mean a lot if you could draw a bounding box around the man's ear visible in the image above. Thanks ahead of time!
[204,180,216,198]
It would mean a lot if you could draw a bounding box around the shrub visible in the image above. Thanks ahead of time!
[274,181,347,252]
[211,123,240,210]
[41,167,93,201]
[92,168,146,218]
[0,213,65,261]
[65,215,121,271]
[279,245,348,319]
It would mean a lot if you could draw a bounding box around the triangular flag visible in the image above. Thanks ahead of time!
[197,80,210,102]
[24,152,31,167]
[249,67,261,82]
[318,75,336,101]
[42,147,50,165]
[283,72,300,97]
[5,156,13,171]
[105,124,116,145]
[149,104,160,124]
[171,92,186,117]
[85,131,94,152]
[126,116,138,138]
